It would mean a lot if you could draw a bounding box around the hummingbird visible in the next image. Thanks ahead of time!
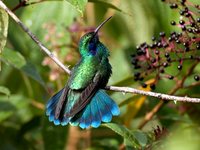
[46,16,120,129]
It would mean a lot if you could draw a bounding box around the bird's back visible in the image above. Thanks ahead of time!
[68,55,100,90]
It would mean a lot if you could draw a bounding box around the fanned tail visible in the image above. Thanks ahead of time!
[46,89,70,126]
[70,90,120,129]
[46,89,120,129]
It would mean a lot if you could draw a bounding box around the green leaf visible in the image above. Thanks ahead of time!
[0,8,8,53]
[1,48,45,87]
[104,123,140,148]
[65,0,88,16]
[104,123,148,148]
[0,101,16,122]
[0,94,33,124]
[1,48,26,68]
[21,62,46,87]
[133,130,148,147]
[0,86,10,97]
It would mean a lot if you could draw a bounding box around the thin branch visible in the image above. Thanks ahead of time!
[105,86,200,103]
[1,1,200,103]
[12,0,27,12]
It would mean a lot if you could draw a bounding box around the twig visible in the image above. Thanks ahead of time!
[12,0,45,12]
[1,1,200,103]
[105,86,200,103]
[12,0,27,12]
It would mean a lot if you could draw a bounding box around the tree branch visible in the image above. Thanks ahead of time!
[1,1,200,103]
[105,86,200,103]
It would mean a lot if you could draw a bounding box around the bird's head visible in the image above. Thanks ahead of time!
[78,16,112,56]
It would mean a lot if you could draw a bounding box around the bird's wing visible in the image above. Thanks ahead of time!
[54,86,69,119]
[64,72,101,118]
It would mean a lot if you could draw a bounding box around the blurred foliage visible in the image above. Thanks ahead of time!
[0,0,200,149]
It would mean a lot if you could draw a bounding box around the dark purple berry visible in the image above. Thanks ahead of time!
[160,69,165,73]
[163,43,168,48]
[168,75,174,80]
[189,55,193,59]
[150,84,156,90]
[151,58,156,63]
[171,21,176,25]
[139,77,144,81]
[183,42,189,47]
[153,41,158,47]
[194,75,199,81]
[165,53,169,57]
[159,32,165,37]
[168,37,173,41]
[142,83,147,88]
[197,18,200,23]
[132,59,138,65]
[185,12,190,17]
[136,45,140,50]
[163,62,168,67]
[187,28,192,33]
[131,54,136,57]
[194,29,200,33]
[170,3,178,9]
[181,0,186,5]
[134,65,141,69]
[191,22,195,27]
[141,42,147,47]
[197,44,200,50]
[137,50,143,55]
[152,36,156,41]
[147,65,151,70]
[155,50,159,55]
[179,10,185,15]
[195,5,200,8]
[157,42,162,48]
[184,7,189,12]
[149,44,154,49]
[176,39,180,43]
[167,57,171,62]
[184,47,190,52]
[181,26,186,31]
[179,20,185,25]
[177,64,182,70]
[134,72,140,77]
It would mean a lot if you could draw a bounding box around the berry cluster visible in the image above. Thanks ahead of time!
[131,0,200,89]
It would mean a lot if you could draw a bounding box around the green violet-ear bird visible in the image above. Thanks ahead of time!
[46,16,120,129]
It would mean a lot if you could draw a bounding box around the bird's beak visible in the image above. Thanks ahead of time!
[93,16,112,37]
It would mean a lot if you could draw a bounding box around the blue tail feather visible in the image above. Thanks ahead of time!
[96,95,112,122]
[99,90,120,116]
[71,101,92,129]
[91,99,101,128]
[46,89,65,125]
[61,117,70,126]
[80,104,92,129]
[70,90,120,129]
[46,89,120,129]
